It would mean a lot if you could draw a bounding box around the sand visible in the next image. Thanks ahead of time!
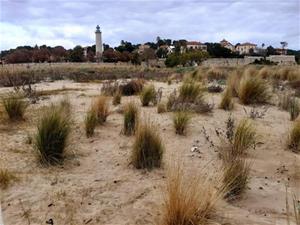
[0,79,299,225]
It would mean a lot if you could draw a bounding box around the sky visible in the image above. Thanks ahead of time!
[0,0,300,51]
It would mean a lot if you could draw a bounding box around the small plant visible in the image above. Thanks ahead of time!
[157,102,167,114]
[207,84,223,93]
[93,96,109,125]
[238,75,271,105]
[159,162,223,225]
[140,84,157,106]
[222,158,250,200]
[289,97,300,121]
[101,81,119,96]
[120,79,144,96]
[85,108,97,137]
[35,106,71,165]
[243,106,268,120]
[179,81,203,103]
[131,121,164,169]
[2,93,28,120]
[123,102,139,136]
[287,120,300,153]
[112,90,122,106]
[173,111,190,135]
[0,168,17,189]
[219,88,234,111]
[231,119,256,157]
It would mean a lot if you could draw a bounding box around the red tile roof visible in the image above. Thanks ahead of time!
[187,41,203,45]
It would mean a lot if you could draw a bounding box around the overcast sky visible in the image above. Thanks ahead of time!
[0,0,299,50]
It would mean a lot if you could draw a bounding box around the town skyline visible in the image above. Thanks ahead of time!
[1,0,300,51]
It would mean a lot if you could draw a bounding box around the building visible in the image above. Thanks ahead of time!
[235,42,257,55]
[275,48,287,55]
[138,44,150,54]
[186,41,207,51]
[95,25,103,60]
[220,39,235,52]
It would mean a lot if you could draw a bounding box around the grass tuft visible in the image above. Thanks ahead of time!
[123,102,139,136]
[159,162,223,225]
[222,158,250,200]
[112,89,122,106]
[131,120,164,169]
[35,105,71,165]
[287,120,300,153]
[85,107,97,138]
[2,93,28,120]
[238,75,271,105]
[157,102,167,114]
[140,84,157,106]
[219,88,234,111]
[179,81,203,103]
[93,96,110,125]
[173,111,190,135]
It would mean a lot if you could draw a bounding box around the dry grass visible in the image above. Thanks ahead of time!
[227,71,241,97]
[85,107,97,138]
[173,111,190,135]
[222,157,250,200]
[140,84,157,106]
[2,93,28,120]
[287,120,300,153]
[178,81,203,103]
[157,102,167,114]
[238,75,271,105]
[159,162,223,225]
[112,89,122,106]
[0,168,17,189]
[293,194,300,225]
[219,88,234,111]
[123,102,139,136]
[35,104,71,165]
[93,96,110,125]
[120,79,144,96]
[131,120,164,169]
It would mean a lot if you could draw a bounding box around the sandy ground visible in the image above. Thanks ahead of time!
[0,79,299,225]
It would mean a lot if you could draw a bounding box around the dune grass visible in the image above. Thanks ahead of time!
[140,84,157,106]
[2,93,28,120]
[35,105,71,165]
[226,119,256,158]
[222,157,250,200]
[85,107,98,138]
[157,102,167,114]
[173,111,190,135]
[179,81,203,103]
[131,121,164,169]
[238,75,271,105]
[287,120,300,153]
[93,96,110,125]
[159,162,223,225]
[123,102,139,136]
[112,89,122,106]
[219,88,234,111]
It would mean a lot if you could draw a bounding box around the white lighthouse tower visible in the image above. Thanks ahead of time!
[95,25,103,61]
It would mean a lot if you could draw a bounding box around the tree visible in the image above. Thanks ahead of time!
[6,49,32,63]
[51,46,67,62]
[205,43,238,58]
[68,45,84,62]
[131,52,141,65]
[266,46,278,56]
[102,48,118,62]
[141,48,156,66]
[32,48,50,62]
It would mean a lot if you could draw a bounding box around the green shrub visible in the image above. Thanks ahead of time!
[85,108,97,137]
[173,111,190,135]
[35,107,71,165]
[123,102,139,136]
[140,84,157,106]
[131,121,164,169]
[238,75,271,105]
[2,93,28,120]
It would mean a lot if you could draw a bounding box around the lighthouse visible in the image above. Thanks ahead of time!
[95,25,103,61]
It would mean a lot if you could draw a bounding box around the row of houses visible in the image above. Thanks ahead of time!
[138,39,288,56]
